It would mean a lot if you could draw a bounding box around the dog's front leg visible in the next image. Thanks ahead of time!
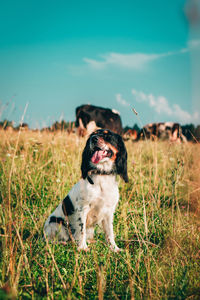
[76,207,89,251]
[102,214,121,252]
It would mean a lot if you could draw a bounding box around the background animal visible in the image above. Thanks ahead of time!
[123,129,138,141]
[75,104,123,136]
[138,122,187,142]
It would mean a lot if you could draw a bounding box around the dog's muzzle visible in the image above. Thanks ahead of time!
[90,136,113,164]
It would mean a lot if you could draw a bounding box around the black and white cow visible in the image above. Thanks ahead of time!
[138,122,187,142]
[75,104,123,136]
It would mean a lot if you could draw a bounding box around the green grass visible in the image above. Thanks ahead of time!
[0,130,200,299]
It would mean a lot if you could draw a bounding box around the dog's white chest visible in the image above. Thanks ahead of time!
[84,176,119,227]
[85,175,119,205]
[83,175,119,226]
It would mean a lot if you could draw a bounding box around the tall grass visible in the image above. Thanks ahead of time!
[0,130,200,299]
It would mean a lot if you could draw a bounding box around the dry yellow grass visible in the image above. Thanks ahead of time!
[0,129,200,299]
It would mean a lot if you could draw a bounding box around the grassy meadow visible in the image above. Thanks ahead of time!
[0,129,200,299]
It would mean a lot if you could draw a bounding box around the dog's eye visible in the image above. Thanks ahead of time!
[107,149,113,157]
[91,135,98,143]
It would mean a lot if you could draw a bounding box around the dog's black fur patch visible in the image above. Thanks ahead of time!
[62,195,75,216]
[49,216,67,228]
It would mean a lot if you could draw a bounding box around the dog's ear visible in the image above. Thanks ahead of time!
[81,141,92,180]
[115,139,129,183]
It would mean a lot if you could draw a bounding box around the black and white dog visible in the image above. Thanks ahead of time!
[44,129,128,252]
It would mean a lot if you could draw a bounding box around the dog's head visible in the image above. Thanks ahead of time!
[81,129,128,183]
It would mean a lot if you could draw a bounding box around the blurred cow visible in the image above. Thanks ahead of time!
[123,129,138,141]
[138,122,187,142]
[75,104,123,136]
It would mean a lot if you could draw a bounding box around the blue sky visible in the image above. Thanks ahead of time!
[0,0,200,129]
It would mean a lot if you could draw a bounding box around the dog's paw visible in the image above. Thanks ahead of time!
[87,239,96,244]
[113,247,122,253]
[78,246,89,252]
[110,245,122,253]
[60,241,67,245]
[77,242,89,252]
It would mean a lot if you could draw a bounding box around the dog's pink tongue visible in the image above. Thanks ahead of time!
[91,150,106,164]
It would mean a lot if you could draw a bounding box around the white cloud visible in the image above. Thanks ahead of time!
[83,47,189,70]
[84,52,168,70]
[83,58,106,70]
[115,89,199,124]
[131,89,199,123]
[116,93,130,107]
[79,42,200,73]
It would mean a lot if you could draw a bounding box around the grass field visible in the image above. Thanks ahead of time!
[0,129,200,299]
